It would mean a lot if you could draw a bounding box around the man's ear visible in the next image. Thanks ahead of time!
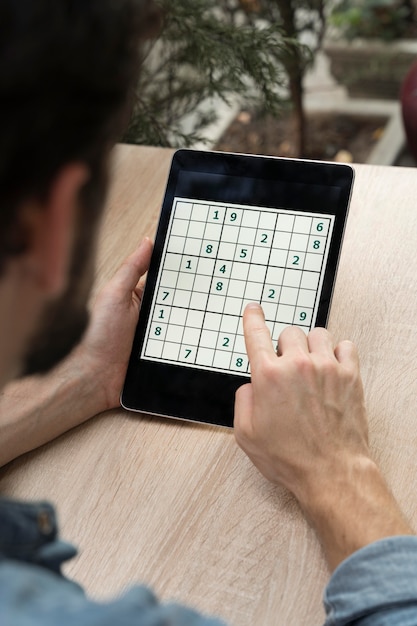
[25,164,89,297]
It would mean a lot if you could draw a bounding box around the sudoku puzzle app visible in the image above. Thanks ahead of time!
[142,198,334,376]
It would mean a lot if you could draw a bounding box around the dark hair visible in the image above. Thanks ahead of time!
[0,0,159,269]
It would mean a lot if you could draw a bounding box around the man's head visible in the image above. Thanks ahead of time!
[0,0,158,384]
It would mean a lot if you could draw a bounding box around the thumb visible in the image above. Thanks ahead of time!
[234,383,254,437]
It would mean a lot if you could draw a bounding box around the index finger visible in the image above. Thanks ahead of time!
[242,303,276,367]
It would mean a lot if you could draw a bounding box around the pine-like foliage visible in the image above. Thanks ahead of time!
[251,0,327,155]
[123,0,309,147]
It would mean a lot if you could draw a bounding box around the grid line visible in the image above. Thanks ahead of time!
[142,198,334,377]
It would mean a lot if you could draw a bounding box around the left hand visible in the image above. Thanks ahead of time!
[73,237,153,410]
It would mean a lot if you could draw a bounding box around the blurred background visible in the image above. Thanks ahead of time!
[123,0,417,167]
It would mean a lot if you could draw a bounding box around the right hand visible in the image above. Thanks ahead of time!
[235,304,414,571]
[234,303,369,504]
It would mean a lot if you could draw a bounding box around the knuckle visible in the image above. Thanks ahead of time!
[318,357,338,377]
[234,416,253,446]
[257,358,280,382]
[292,353,313,374]
[253,325,269,340]
[309,354,340,382]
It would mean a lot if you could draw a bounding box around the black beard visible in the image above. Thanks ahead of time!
[21,161,107,377]
[22,295,90,376]
[21,231,95,376]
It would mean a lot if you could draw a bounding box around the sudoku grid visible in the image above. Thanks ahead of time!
[141,197,334,376]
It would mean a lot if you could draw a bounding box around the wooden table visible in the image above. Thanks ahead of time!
[1,145,417,625]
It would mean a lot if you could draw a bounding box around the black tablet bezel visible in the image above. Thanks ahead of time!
[121,149,354,428]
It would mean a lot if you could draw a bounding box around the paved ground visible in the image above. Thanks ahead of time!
[190,49,416,167]
[305,52,416,167]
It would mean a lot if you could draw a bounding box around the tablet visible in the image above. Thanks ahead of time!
[121,149,354,427]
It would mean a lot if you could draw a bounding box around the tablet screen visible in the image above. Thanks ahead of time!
[122,150,353,427]
[141,197,334,377]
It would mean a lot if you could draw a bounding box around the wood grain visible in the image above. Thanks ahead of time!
[1,146,417,625]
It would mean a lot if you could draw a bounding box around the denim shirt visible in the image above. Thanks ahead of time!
[1,497,417,625]
[0,498,225,625]
[324,536,417,625]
